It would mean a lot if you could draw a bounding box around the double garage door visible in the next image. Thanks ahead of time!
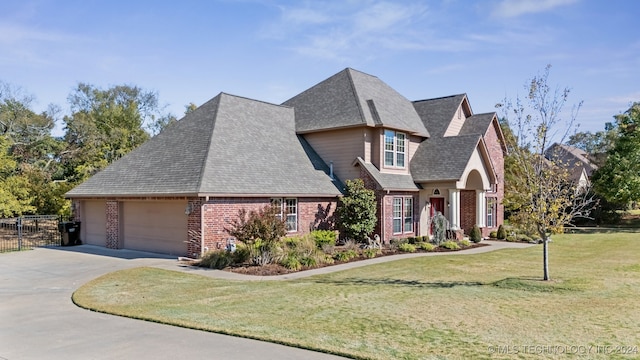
[81,200,188,256]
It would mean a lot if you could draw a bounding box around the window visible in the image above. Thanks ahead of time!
[404,197,413,232]
[486,197,497,227]
[271,198,297,232]
[384,130,406,168]
[393,196,413,234]
[393,198,402,233]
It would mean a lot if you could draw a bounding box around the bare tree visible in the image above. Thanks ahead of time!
[497,65,596,281]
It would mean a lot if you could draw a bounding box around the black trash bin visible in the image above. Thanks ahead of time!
[59,221,81,246]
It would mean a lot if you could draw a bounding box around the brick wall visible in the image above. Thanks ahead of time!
[484,120,505,237]
[460,190,476,234]
[105,200,119,249]
[201,197,337,253]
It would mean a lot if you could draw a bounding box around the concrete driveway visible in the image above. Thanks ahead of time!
[0,246,347,360]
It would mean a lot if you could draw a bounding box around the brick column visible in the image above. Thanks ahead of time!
[105,200,119,249]
[186,198,202,258]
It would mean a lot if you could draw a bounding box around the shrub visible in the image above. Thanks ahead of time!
[470,225,482,243]
[518,234,533,243]
[232,243,250,264]
[334,249,358,262]
[398,243,416,253]
[342,239,360,251]
[226,205,287,265]
[440,240,460,250]
[489,231,498,238]
[335,179,377,242]
[199,251,234,269]
[280,254,302,270]
[496,224,507,240]
[431,212,448,245]
[300,256,317,267]
[460,239,472,247]
[311,230,337,248]
[363,248,380,258]
[407,236,419,244]
[417,242,435,251]
[506,234,517,242]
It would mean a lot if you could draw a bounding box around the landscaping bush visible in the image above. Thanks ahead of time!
[417,242,435,251]
[232,243,251,264]
[363,248,380,258]
[460,239,472,247]
[470,225,482,243]
[407,236,419,244]
[440,240,460,250]
[199,251,234,269]
[226,206,287,265]
[311,230,337,248]
[334,249,358,262]
[280,254,302,270]
[342,239,360,251]
[506,234,517,242]
[489,231,498,238]
[398,243,416,253]
[496,224,506,239]
[335,179,377,242]
[300,256,317,267]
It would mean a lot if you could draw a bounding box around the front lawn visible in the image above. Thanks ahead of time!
[73,233,640,359]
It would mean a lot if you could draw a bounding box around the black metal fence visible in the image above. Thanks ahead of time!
[0,215,62,253]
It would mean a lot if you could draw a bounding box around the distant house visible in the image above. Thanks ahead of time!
[66,68,506,257]
[545,143,597,189]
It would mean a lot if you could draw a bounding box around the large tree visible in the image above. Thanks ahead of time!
[591,102,640,204]
[62,84,162,181]
[498,65,596,281]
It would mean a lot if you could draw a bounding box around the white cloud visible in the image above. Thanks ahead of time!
[492,0,579,18]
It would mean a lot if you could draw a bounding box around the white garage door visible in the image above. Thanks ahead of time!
[122,201,188,256]
[82,200,107,246]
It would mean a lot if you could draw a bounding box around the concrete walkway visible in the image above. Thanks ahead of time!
[156,240,536,281]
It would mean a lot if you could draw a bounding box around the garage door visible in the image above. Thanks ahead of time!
[82,200,107,246]
[122,201,188,256]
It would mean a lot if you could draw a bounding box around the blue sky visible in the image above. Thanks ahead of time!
[1,0,638,136]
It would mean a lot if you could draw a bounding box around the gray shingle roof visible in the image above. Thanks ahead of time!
[413,94,466,138]
[356,158,419,191]
[67,93,343,198]
[459,113,495,136]
[283,68,429,137]
[410,134,482,182]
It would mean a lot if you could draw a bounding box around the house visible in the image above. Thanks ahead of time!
[545,143,597,189]
[66,68,506,257]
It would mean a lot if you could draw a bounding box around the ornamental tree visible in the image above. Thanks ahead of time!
[336,178,377,242]
[498,65,596,281]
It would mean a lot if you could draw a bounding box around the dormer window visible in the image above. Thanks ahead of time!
[384,130,406,168]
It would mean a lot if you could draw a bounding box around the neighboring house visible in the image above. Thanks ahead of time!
[66,68,506,257]
[545,143,597,189]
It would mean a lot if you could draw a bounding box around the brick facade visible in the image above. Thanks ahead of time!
[483,120,505,237]
[200,197,337,254]
[460,190,476,235]
[105,200,119,249]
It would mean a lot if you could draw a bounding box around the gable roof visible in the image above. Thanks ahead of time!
[545,143,597,176]
[412,94,467,138]
[67,93,343,198]
[355,158,419,191]
[283,68,429,137]
[459,113,495,136]
[410,134,484,182]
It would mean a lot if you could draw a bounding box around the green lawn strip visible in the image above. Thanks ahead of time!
[73,233,640,360]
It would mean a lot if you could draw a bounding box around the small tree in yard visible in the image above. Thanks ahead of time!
[497,65,596,281]
[336,178,377,242]
[226,205,287,266]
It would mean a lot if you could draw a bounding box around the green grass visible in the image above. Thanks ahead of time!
[73,233,640,359]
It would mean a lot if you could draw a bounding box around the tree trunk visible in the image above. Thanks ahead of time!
[543,238,550,281]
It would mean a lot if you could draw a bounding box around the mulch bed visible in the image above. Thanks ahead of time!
[225,242,489,276]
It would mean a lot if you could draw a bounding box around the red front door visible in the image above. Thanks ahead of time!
[430,197,445,235]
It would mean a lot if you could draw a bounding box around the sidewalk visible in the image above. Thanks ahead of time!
[154,240,536,281]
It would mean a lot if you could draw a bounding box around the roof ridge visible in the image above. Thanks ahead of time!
[413,93,467,103]
[345,68,368,126]
[195,94,222,193]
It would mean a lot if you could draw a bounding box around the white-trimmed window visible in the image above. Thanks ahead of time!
[271,198,298,232]
[486,197,497,228]
[393,196,414,234]
[404,197,413,232]
[384,130,406,168]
